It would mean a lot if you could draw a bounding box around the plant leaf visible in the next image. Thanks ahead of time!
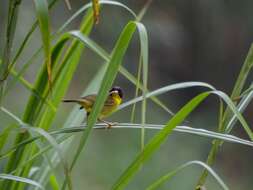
[146,161,228,190]
[112,92,210,189]
[0,174,44,190]
[33,0,52,86]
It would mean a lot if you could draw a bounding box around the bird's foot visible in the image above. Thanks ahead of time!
[106,122,118,129]
[98,119,118,129]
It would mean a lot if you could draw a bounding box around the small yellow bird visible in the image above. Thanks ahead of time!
[63,86,123,128]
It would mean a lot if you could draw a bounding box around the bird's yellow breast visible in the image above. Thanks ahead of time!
[112,94,122,105]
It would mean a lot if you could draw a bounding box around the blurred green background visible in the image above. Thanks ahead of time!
[1,0,253,189]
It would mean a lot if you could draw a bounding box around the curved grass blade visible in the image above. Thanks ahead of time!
[3,0,59,83]
[0,106,72,189]
[2,122,253,163]
[226,83,253,132]
[58,0,137,34]
[24,9,93,127]
[33,0,52,86]
[49,174,60,190]
[1,122,253,160]
[196,44,253,188]
[136,0,153,21]
[23,126,72,190]
[146,161,228,190]
[118,87,253,140]
[4,47,42,96]
[2,11,94,190]
[0,125,15,153]
[4,0,134,97]
[135,22,149,150]
[210,91,253,140]
[62,19,146,190]
[0,66,56,111]
[111,92,210,189]
[118,82,215,110]
[132,0,155,121]
[37,65,106,187]
[9,134,72,175]
[64,0,71,10]
[65,30,173,115]
[0,174,44,190]
[130,56,142,123]
[0,0,21,81]
[68,21,138,173]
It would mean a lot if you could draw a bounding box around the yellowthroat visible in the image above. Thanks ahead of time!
[63,86,123,128]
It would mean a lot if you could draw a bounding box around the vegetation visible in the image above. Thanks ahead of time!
[0,0,253,189]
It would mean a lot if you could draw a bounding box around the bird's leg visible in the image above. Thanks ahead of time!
[98,118,117,129]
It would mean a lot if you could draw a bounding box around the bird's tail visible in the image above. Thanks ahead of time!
[62,99,81,103]
[62,99,89,110]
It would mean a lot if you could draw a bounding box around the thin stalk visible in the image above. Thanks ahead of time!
[136,0,153,22]
[130,56,142,123]
[141,56,147,151]
[196,44,253,189]
[0,0,21,80]
[0,0,21,105]
[2,0,59,83]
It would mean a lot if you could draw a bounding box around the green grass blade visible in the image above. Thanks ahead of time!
[23,127,72,190]
[5,0,59,81]
[69,22,149,152]
[61,20,144,190]
[68,21,138,172]
[24,10,93,126]
[0,174,44,190]
[58,0,137,34]
[33,0,52,85]
[49,174,60,190]
[197,45,253,188]
[226,83,253,132]
[118,86,253,140]
[228,44,253,102]
[0,125,15,153]
[0,106,71,189]
[146,161,228,190]
[118,82,215,110]
[0,0,21,80]
[135,22,149,150]
[66,30,173,115]
[111,92,210,189]
[2,123,253,163]
[4,47,42,97]
[0,106,24,125]
[8,135,72,175]
[0,66,56,112]
[4,0,59,96]
[3,11,94,190]
[211,91,253,140]
[119,67,173,114]
[5,0,136,99]
[136,0,153,21]
[130,56,142,122]
[36,65,106,187]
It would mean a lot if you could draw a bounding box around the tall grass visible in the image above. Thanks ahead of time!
[0,0,252,190]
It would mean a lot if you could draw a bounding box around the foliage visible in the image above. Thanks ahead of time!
[0,0,253,190]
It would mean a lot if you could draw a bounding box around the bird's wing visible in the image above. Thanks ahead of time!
[104,97,115,106]
[80,94,96,107]
[81,94,115,107]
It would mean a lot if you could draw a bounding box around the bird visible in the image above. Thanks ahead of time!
[62,86,123,128]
